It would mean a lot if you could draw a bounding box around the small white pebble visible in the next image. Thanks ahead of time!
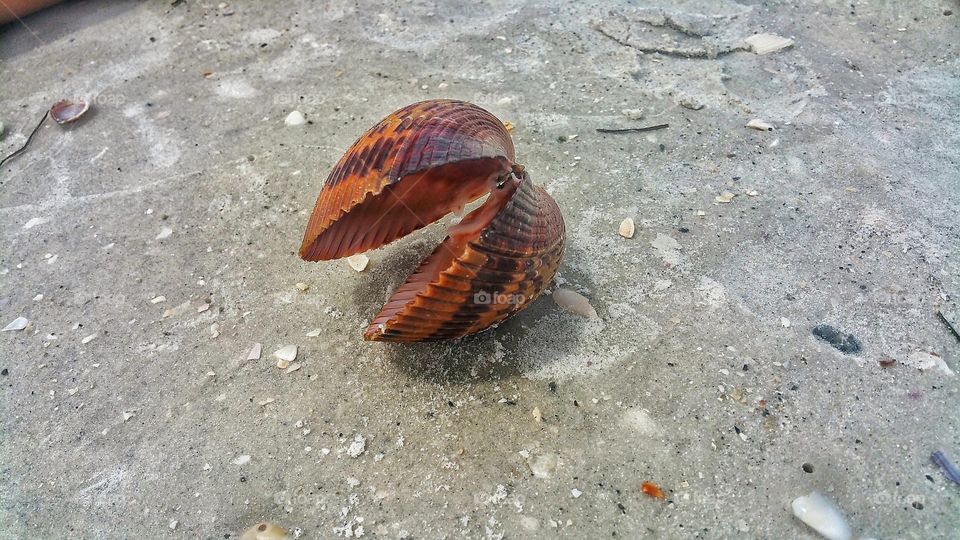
[571,488,582,498]
[285,111,306,126]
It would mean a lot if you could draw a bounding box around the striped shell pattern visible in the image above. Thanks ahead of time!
[300,99,565,342]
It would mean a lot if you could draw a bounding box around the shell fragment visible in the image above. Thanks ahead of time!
[552,288,598,319]
[618,218,635,239]
[746,119,774,131]
[791,491,852,540]
[2,317,29,332]
[346,253,369,272]
[745,33,794,55]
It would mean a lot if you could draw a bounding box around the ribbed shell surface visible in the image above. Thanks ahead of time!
[364,177,565,342]
[300,100,515,261]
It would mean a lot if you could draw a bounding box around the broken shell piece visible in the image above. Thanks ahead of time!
[745,33,794,55]
[2,317,29,332]
[502,120,515,133]
[275,358,290,370]
[247,342,262,360]
[273,345,297,363]
[81,333,97,344]
[284,111,306,126]
[746,119,774,131]
[553,288,598,319]
[240,522,292,540]
[50,99,90,124]
[295,282,310,292]
[305,328,321,337]
[791,491,852,540]
[715,191,736,203]
[618,218,635,239]
[346,253,369,272]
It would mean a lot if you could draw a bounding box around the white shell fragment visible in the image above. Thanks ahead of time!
[791,491,852,540]
[81,333,97,344]
[247,342,262,360]
[904,351,956,376]
[305,328,321,337]
[2,317,29,332]
[552,288,598,319]
[240,522,292,540]
[715,191,736,203]
[274,345,297,364]
[347,253,369,272]
[746,119,774,131]
[49,99,90,124]
[618,218,635,239]
[284,111,306,126]
[156,227,173,240]
[745,33,794,55]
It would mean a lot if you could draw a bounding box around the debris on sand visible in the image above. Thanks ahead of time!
[790,491,851,540]
[552,288,598,319]
[715,191,735,203]
[812,324,862,354]
[284,111,306,126]
[931,450,960,485]
[746,119,774,131]
[346,434,366,458]
[903,351,955,376]
[618,218,635,238]
[641,481,666,500]
[50,99,90,124]
[938,303,960,342]
[2,316,29,332]
[247,342,262,360]
[346,253,369,272]
[240,522,292,540]
[744,33,794,55]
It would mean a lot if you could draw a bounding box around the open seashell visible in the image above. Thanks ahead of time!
[300,99,565,342]
[49,99,90,125]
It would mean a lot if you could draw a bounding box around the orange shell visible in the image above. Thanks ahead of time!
[364,173,565,342]
[300,99,516,261]
[299,100,565,342]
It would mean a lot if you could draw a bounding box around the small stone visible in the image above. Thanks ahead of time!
[618,218,635,239]
[156,227,173,240]
[258,397,275,406]
[232,454,251,466]
[621,108,644,120]
[781,317,791,328]
[81,333,97,344]
[571,488,582,498]
[247,343,262,360]
[2,317,29,332]
[532,407,543,423]
[150,295,166,304]
[746,189,759,197]
[305,328,321,337]
[295,282,310,292]
[33,294,43,302]
[284,111,306,126]
[197,303,210,313]
[678,96,704,110]
[347,434,366,458]
[812,324,862,354]
[169,519,178,530]
[123,410,136,422]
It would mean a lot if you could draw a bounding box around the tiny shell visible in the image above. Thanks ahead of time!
[2,316,29,332]
[346,253,369,272]
[791,491,852,540]
[552,288,598,319]
[715,191,735,203]
[746,119,774,131]
[618,218,635,238]
[745,33,794,55]
[240,522,292,540]
[49,99,90,124]
[273,345,297,362]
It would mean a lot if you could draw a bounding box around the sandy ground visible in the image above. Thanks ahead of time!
[1,1,959,538]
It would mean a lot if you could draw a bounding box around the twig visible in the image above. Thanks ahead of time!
[0,111,49,168]
[596,123,669,134]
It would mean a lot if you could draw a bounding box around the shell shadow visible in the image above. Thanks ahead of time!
[350,230,593,384]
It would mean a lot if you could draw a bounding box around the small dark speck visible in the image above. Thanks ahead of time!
[925,474,935,482]
[0,368,7,376]
[912,501,924,510]
[246,155,255,162]
[802,463,814,473]
[742,364,749,371]
[677,227,689,233]
[548,381,557,392]
[734,425,742,434]
[239,476,246,482]
[658,143,665,152]
[260,43,268,48]
[503,400,517,406]
[617,502,626,514]
[149,36,156,42]
[573,400,580,407]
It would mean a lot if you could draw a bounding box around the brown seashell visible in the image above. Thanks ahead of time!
[300,100,565,342]
[49,99,90,124]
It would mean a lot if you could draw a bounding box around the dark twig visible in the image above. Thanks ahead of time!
[0,111,49,168]
[938,310,960,342]
[596,123,669,134]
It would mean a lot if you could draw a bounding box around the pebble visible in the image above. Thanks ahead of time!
[247,342,262,360]
[284,111,306,126]
[618,218,635,239]
[571,488,582,498]
[156,227,173,240]
[2,317,29,332]
[295,282,310,292]
[781,317,791,328]
[621,108,644,120]
[232,454,251,466]
[812,324,862,354]
[169,519,178,530]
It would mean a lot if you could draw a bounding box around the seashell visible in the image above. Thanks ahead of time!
[239,522,292,540]
[49,99,90,125]
[300,99,565,341]
[790,491,851,540]
[618,217,635,238]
